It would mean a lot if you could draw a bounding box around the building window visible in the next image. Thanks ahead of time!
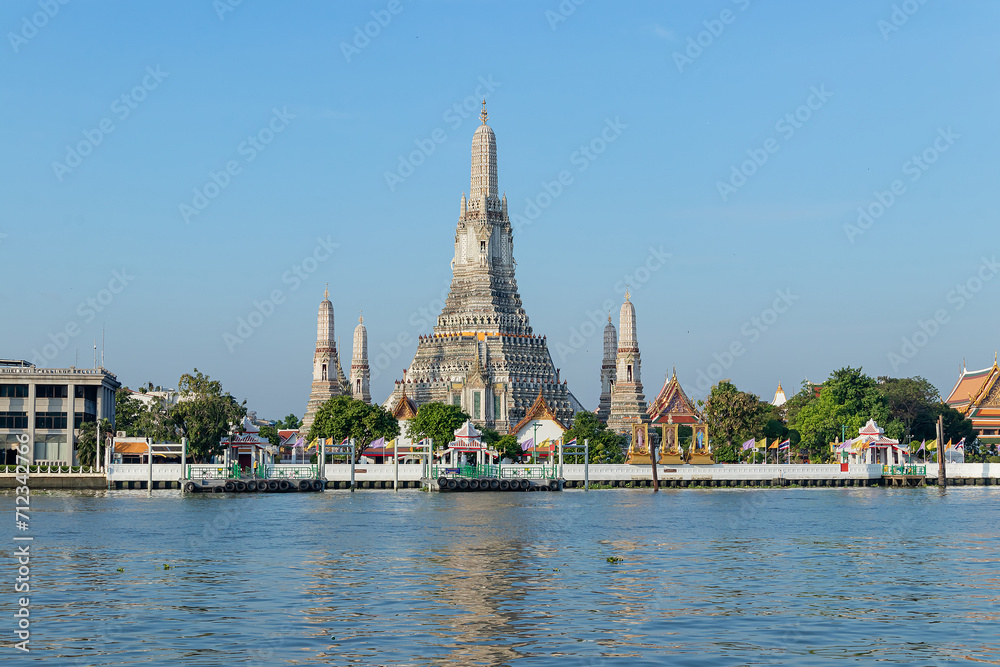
[627,365,633,382]
[480,240,486,253]
[0,412,28,429]
[36,385,68,399]
[35,412,68,429]
[74,386,97,401]
[34,434,67,462]
[453,395,461,407]
[0,384,28,398]
[494,395,501,420]
[322,364,328,381]
[74,412,96,428]
[474,392,481,420]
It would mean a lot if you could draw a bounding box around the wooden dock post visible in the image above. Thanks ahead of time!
[937,415,946,488]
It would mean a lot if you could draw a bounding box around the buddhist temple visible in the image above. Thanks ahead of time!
[945,356,1000,445]
[607,290,649,436]
[595,315,617,422]
[511,388,568,447]
[646,368,703,464]
[301,286,349,436]
[382,102,583,431]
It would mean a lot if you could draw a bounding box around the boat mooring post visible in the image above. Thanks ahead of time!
[584,438,589,492]
[320,438,326,481]
[181,437,188,493]
[146,437,153,495]
[350,438,356,492]
[558,438,564,479]
[937,415,946,488]
[394,445,399,491]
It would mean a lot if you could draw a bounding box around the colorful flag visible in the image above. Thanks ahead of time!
[768,440,779,449]
[926,439,937,451]
[565,438,577,447]
[341,436,350,445]
[521,438,533,452]
[295,436,305,448]
[369,437,385,449]
[778,439,790,451]
[955,438,966,450]
[757,438,767,450]
[741,438,755,451]
[945,440,953,450]
[916,440,925,453]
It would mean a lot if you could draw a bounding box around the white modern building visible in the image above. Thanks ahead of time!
[0,359,120,465]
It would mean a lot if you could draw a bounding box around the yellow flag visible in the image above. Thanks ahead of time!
[926,439,937,451]
[757,438,767,449]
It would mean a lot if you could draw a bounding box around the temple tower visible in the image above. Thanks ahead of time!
[351,313,371,404]
[596,315,617,421]
[607,290,649,436]
[301,286,348,436]
[383,102,583,431]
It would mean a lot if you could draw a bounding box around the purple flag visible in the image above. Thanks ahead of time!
[741,438,755,451]
[521,438,533,451]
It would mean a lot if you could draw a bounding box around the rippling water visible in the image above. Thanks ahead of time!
[3,487,999,665]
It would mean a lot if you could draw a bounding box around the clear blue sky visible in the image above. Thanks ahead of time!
[3,0,998,420]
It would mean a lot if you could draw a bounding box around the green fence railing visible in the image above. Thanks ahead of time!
[187,464,318,481]
[882,465,926,476]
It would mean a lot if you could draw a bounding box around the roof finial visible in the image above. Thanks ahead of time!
[323,283,329,300]
[672,365,677,379]
[359,309,363,324]
[480,99,488,125]
[624,285,631,301]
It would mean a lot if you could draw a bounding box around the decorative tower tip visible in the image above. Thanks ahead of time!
[480,99,488,125]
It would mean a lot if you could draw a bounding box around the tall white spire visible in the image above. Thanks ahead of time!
[469,100,498,203]
[317,283,334,348]
[596,313,618,421]
[607,288,648,435]
[351,312,371,404]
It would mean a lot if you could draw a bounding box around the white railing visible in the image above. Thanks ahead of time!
[107,463,183,482]
[324,464,425,481]
[558,463,883,481]
[0,465,102,475]
[923,462,1000,478]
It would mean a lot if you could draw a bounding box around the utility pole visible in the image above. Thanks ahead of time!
[937,415,946,488]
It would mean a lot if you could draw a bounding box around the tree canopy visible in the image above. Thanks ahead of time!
[406,402,469,450]
[170,369,246,462]
[702,381,767,448]
[561,411,626,464]
[76,418,112,467]
[308,395,399,461]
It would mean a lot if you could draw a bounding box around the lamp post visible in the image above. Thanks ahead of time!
[531,422,540,466]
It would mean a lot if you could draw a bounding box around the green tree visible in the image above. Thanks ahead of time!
[406,402,469,451]
[276,414,301,430]
[495,434,521,462]
[702,381,767,448]
[258,424,280,447]
[115,389,144,434]
[789,367,902,462]
[937,404,977,448]
[309,395,400,462]
[562,411,626,463]
[76,418,112,468]
[879,376,940,442]
[170,369,246,462]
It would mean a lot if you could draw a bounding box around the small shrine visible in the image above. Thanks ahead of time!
[625,423,653,465]
[646,369,712,464]
[850,419,907,465]
[439,420,500,467]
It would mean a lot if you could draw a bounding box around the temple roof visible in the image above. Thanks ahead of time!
[391,385,418,420]
[511,388,567,435]
[454,420,482,439]
[946,359,999,414]
[646,369,701,423]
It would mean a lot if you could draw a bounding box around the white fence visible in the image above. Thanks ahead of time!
[107,463,184,482]
[923,462,1000,479]
[557,463,883,481]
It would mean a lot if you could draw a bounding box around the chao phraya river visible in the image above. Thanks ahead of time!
[4,487,999,665]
